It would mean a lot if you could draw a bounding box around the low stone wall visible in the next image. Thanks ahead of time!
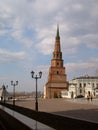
[0,102,98,130]
[0,108,32,130]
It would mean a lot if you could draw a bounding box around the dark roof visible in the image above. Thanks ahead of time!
[72,76,98,80]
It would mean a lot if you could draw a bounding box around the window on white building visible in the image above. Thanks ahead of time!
[84,83,86,87]
[79,83,82,93]
[96,83,98,88]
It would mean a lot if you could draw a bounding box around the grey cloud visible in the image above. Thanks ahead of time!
[0,49,26,63]
[66,57,98,80]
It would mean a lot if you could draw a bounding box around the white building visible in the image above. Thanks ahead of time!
[61,76,98,98]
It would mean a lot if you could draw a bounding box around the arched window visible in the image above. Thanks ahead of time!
[57,62,59,66]
[57,54,59,58]
[79,83,82,93]
[84,83,86,87]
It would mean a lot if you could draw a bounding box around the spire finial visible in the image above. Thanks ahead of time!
[56,24,60,39]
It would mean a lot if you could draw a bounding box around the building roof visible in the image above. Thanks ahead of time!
[72,75,98,80]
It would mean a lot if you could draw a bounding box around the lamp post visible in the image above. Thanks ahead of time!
[31,71,42,111]
[11,81,18,106]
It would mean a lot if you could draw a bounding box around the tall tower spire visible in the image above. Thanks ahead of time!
[44,25,67,98]
[53,24,62,59]
[56,24,60,39]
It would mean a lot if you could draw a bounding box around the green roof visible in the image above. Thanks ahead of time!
[56,24,60,39]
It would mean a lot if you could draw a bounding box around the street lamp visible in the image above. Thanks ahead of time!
[31,71,42,111]
[11,81,18,106]
[2,84,8,103]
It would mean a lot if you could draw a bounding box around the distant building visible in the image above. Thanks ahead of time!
[61,76,98,98]
[44,25,67,98]
[0,85,9,101]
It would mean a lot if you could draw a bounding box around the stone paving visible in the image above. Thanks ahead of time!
[15,98,98,123]
[67,98,98,105]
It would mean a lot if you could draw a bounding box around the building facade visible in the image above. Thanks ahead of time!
[44,26,67,98]
[61,76,98,98]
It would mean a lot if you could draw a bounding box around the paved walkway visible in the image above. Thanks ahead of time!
[52,98,98,123]
[15,98,98,123]
[66,98,98,105]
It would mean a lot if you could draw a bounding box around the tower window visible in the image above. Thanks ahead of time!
[57,62,59,66]
[57,71,59,74]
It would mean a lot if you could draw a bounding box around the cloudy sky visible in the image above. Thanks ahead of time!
[0,0,98,92]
